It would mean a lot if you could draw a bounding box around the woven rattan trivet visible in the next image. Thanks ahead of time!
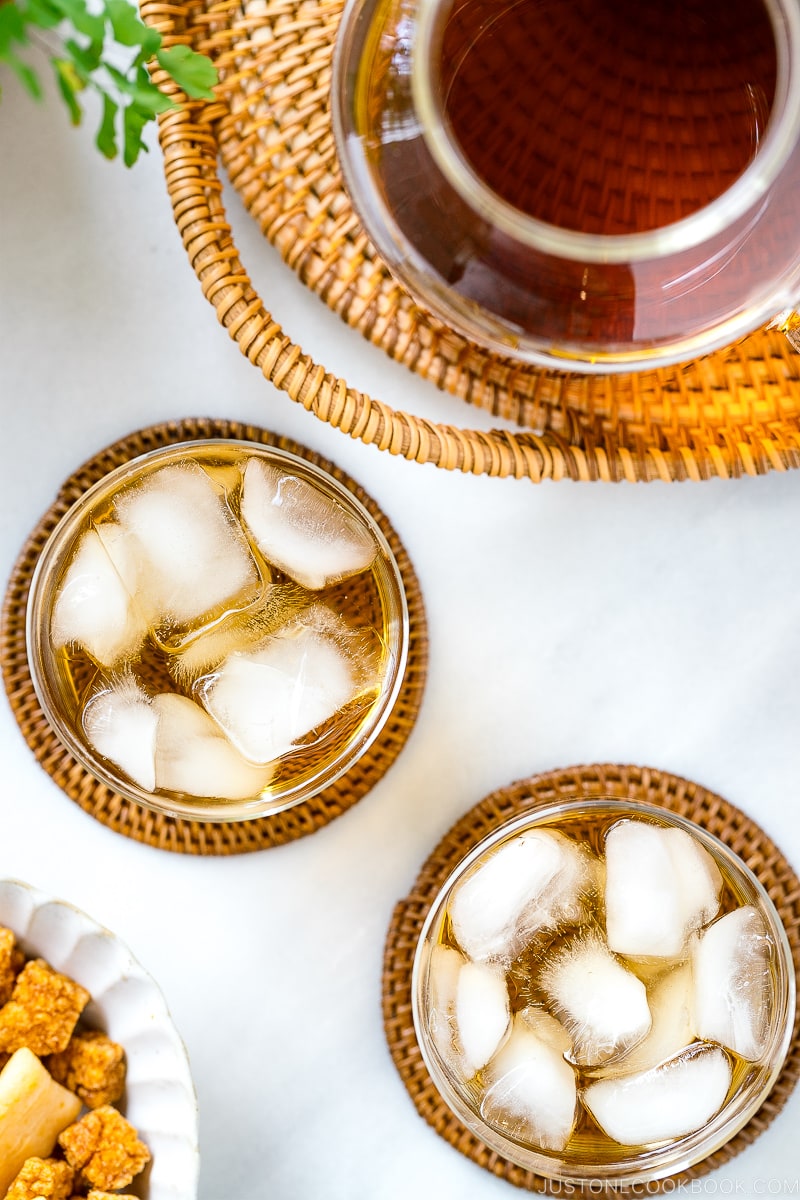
[383,763,800,1193]
[137,0,800,483]
[1,418,427,855]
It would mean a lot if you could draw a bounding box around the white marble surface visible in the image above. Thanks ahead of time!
[2,77,800,1199]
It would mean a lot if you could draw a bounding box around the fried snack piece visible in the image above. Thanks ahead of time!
[0,927,24,1005]
[0,960,90,1056]
[58,1105,151,1191]
[5,1157,74,1200]
[85,1193,138,1200]
[47,1030,126,1108]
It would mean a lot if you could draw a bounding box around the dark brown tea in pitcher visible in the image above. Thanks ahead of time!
[439,0,778,235]
[336,0,800,365]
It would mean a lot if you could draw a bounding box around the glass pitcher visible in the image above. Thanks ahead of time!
[332,0,800,372]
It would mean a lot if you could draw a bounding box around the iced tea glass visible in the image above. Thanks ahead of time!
[26,440,409,822]
[412,798,795,1184]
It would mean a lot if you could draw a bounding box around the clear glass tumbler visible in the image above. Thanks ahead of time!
[26,440,409,822]
[412,798,795,1184]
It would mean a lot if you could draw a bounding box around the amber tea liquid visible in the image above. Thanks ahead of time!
[429,805,777,1163]
[439,0,777,236]
[355,0,790,353]
[46,446,395,806]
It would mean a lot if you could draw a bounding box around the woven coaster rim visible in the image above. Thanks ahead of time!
[382,762,800,1194]
[1,417,427,856]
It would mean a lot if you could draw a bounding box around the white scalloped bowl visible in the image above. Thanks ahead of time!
[0,879,198,1200]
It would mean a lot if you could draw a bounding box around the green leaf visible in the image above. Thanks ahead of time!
[156,43,217,99]
[122,100,149,166]
[53,57,84,123]
[0,0,216,168]
[48,0,105,43]
[104,62,130,91]
[132,62,171,112]
[131,34,162,69]
[0,6,42,101]
[105,0,158,51]
[0,5,29,54]
[96,91,118,158]
[64,36,104,76]
[103,61,169,112]
[21,0,64,31]
[9,53,43,98]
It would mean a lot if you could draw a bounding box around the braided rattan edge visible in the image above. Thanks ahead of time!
[382,763,800,1193]
[1,417,428,855]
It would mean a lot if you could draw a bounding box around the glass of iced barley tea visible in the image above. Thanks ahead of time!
[26,440,409,821]
[412,799,795,1184]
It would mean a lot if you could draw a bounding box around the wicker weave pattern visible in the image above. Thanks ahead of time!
[382,764,800,1192]
[138,0,800,482]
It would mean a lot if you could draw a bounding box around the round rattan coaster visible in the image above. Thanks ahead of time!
[383,763,800,1193]
[1,418,427,855]
[137,0,800,483]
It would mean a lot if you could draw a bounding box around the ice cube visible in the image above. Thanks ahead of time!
[448,829,599,963]
[449,833,561,962]
[152,693,274,801]
[582,1043,732,1145]
[425,947,510,1077]
[240,458,377,590]
[481,1015,578,1152]
[114,462,258,628]
[426,945,465,1070]
[455,961,511,1076]
[198,606,369,764]
[517,1005,573,1058]
[539,930,651,1066]
[605,821,722,958]
[95,520,141,595]
[691,906,772,1061]
[604,820,682,958]
[668,827,724,929]
[82,675,158,791]
[592,961,696,1078]
[169,584,311,686]
[51,526,148,666]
